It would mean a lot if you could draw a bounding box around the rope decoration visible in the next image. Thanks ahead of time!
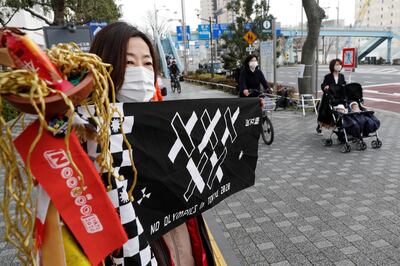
[0,43,138,264]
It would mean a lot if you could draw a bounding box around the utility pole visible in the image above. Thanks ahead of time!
[180,0,188,75]
[272,18,277,88]
[153,2,158,41]
[300,2,303,62]
[336,0,339,58]
[315,0,320,97]
[209,16,214,78]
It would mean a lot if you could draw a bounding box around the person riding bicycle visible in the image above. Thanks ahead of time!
[169,59,180,81]
[239,54,272,98]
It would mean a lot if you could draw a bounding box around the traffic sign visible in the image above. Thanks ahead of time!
[245,46,256,52]
[244,23,253,30]
[176,25,191,41]
[87,21,107,37]
[243,30,257,45]
[342,48,356,68]
[262,20,272,33]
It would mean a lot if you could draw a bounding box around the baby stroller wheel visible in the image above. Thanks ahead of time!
[371,140,377,149]
[371,139,382,149]
[341,143,351,153]
[358,141,367,151]
[323,139,333,146]
[376,139,382,148]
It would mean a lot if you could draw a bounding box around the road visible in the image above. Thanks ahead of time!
[277,65,400,113]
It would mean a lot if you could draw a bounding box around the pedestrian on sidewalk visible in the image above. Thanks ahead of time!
[317,59,347,143]
[238,54,272,98]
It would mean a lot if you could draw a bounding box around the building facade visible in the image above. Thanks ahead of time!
[200,0,235,24]
[354,0,400,28]
[354,0,400,61]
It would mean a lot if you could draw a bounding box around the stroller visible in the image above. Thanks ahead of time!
[322,83,382,153]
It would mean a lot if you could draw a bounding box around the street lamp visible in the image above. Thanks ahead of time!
[153,5,170,40]
[180,0,189,75]
[336,0,340,58]
[197,13,215,78]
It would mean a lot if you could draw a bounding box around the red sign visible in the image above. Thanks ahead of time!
[342,48,356,68]
[14,120,128,265]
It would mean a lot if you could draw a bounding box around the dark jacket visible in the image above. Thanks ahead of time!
[318,73,347,125]
[239,67,269,97]
[321,73,346,91]
[169,64,180,76]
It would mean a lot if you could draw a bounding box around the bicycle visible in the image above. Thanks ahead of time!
[170,74,181,93]
[260,95,275,145]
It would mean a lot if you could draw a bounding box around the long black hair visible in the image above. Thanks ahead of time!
[89,21,159,91]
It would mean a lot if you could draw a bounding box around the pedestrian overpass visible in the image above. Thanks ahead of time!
[155,33,183,77]
[162,27,400,71]
[281,27,400,63]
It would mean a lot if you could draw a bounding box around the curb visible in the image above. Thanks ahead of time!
[203,210,241,266]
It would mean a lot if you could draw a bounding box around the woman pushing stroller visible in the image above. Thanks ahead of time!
[317,59,346,143]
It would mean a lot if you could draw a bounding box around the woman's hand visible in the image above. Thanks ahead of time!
[323,85,329,92]
[243,89,249,96]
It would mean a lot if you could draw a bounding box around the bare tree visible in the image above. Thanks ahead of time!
[145,10,171,39]
[322,36,336,64]
[298,0,325,94]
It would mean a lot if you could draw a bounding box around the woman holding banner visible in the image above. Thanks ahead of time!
[89,22,214,266]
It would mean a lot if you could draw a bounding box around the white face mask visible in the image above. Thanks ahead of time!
[249,61,258,72]
[117,66,155,102]
[334,65,342,72]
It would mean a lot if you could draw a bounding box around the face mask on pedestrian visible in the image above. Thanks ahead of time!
[249,61,258,72]
[116,66,155,102]
[334,65,342,72]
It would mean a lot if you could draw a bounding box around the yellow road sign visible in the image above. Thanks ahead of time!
[243,30,257,45]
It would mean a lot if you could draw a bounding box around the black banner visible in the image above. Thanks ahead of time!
[106,98,261,240]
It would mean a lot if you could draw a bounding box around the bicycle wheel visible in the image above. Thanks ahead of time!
[176,81,181,93]
[171,81,175,93]
[261,116,274,145]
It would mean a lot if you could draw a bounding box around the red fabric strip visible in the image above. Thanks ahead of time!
[14,120,127,265]
[186,218,208,266]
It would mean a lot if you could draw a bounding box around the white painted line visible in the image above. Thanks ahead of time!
[363,90,400,96]
[364,97,400,105]
[364,83,400,88]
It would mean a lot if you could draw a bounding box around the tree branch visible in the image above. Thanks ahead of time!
[0,9,18,27]
[31,1,52,8]
[23,7,53,25]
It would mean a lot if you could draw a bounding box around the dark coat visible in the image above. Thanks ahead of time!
[318,73,347,125]
[239,67,269,97]
[321,73,346,91]
[169,64,179,76]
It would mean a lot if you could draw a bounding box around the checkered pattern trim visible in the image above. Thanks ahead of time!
[76,104,157,266]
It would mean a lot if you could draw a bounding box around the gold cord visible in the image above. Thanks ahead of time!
[0,43,138,265]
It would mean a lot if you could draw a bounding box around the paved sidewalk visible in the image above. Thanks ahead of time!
[168,81,400,265]
[210,109,400,266]
[1,80,400,265]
